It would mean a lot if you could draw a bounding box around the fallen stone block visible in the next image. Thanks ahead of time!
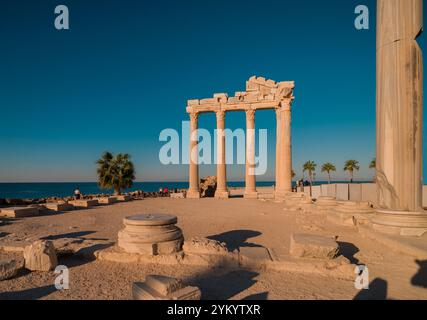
[239,246,272,269]
[69,199,99,208]
[183,237,228,256]
[133,275,201,300]
[23,240,58,271]
[116,195,132,202]
[0,259,24,281]
[0,207,39,218]
[170,192,185,199]
[42,203,74,212]
[97,197,117,205]
[290,233,339,260]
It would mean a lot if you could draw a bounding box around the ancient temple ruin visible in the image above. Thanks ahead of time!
[185,76,295,199]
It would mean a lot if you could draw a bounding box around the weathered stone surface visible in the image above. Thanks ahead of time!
[97,197,117,204]
[0,207,39,218]
[23,240,58,271]
[170,192,185,199]
[69,199,99,208]
[116,195,132,202]
[328,201,374,226]
[133,275,201,300]
[239,246,272,269]
[290,234,339,260]
[0,259,24,281]
[145,275,183,296]
[183,237,228,255]
[43,203,74,212]
[200,176,217,198]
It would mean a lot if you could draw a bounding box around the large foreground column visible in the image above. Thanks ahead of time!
[372,0,427,236]
[187,112,200,198]
[215,111,229,199]
[275,101,293,199]
[244,109,258,199]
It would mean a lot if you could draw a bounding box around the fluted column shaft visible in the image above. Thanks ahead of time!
[215,111,229,198]
[275,102,292,199]
[187,112,200,198]
[244,109,257,198]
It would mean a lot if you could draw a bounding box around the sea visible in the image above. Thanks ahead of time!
[0,181,362,199]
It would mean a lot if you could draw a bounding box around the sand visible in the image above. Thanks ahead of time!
[0,198,426,300]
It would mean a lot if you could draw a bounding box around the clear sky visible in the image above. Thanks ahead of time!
[0,0,425,183]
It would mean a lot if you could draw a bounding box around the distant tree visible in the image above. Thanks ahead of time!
[369,158,376,170]
[321,163,336,184]
[369,158,377,182]
[344,160,360,183]
[303,161,317,186]
[96,152,136,195]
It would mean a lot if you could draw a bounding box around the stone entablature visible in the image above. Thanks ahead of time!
[186,76,295,114]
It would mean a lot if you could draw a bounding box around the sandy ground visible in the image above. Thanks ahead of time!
[1,197,427,300]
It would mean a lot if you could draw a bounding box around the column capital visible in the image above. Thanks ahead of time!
[216,110,226,121]
[245,109,256,121]
[279,100,292,111]
[189,112,199,122]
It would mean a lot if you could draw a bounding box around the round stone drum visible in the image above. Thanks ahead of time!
[118,214,184,255]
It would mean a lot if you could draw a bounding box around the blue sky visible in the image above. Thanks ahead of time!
[0,0,425,182]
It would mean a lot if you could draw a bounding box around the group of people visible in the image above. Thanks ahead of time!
[158,187,169,197]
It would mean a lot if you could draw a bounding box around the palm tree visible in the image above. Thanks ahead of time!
[344,160,360,183]
[96,152,136,195]
[321,163,336,184]
[303,161,317,186]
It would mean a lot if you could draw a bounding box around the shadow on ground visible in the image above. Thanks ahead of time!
[337,241,360,264]
[186,269,262,300]
[353,278,388,300]
[60,243,114,268]
[0,285,56,300]
[208,230,263,251]
[411,260,427,288]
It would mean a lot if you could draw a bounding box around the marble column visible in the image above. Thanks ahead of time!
[372,0,427,236]
[275,102,292,200]
[187,112,200,198]
[244,109,257,199]
[215,110,229,199]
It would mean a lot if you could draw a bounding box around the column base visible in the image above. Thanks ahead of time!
[274,190,291,200]
[244,191,258,199]
[370,209,427,237]
[214,190,229,199]
[186,190,201,199]
[327,201,374,226]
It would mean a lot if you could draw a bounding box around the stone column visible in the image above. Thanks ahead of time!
[215,110,229,199]
[275,101,292,200]
[372,0,427,236]
[244,109,257,199]
[187,112,200,199]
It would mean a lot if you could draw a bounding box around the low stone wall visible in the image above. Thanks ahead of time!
[300,183,379,206]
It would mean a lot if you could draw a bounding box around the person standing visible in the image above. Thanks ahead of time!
[74,187,81,200]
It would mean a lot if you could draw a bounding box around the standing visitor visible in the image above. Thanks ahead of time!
[74,187,81,200]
